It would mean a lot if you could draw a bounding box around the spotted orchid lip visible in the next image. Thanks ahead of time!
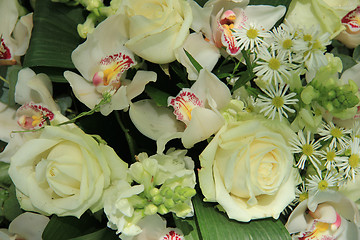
[161,230,184,240]
[217,9,247,55]
[92,52,135,92]
[168,89,203,125]
[0,36,16,65]
[342,6,360,33]
[16,102,54,130]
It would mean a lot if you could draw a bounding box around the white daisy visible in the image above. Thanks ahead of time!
[253,46,295,84]
[306,171,338,196]
[289,130,322,174]
[317,122,351,150]
[232,22,270,52]
[294,182,308,204]
[295,26,331,73]
[256,84,298,121]
[270,23,305,64]
[336,137,360,181]
[351,121,360,139]
[318,146,345,170]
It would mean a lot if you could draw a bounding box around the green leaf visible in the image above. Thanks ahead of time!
[249,0,292,8]
[23,0,85,69]
[333,53,357,72]
[3,184,23,222]
[69,228,118,240]
[6,65,22,107]
[145,85,171,107]
[184,50,203,73]
[0,162,12,188]
[173,214,202,240]
[192,195,291,240]
[42,213,102,240]
[353,45,360,62]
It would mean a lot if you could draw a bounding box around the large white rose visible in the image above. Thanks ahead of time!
[8,124,128,218]
[116,0,193,64]
[199,114,298,221]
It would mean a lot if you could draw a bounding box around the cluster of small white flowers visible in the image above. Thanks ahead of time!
[289,122,360,205]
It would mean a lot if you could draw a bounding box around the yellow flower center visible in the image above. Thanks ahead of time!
[272,96,284,108]
[326,151,336,161]
[282,39,293,49]
[247,28,259,39]
[268,58,281,70]
[349,154,360,168]
[312,40,324,51]
[304,34,312,41]
[330,127,342,138]
[318,180,328,191]
[302,144,314,156]
[298,192,308,202]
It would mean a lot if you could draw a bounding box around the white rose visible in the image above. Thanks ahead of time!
[8,124,128,218]
[117,0,193,64]
[199,117,298,221]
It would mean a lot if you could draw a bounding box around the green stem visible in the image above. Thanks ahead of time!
[114,110,136,163]
[0,75,9,84]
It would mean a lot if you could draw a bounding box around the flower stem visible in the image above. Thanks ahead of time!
[114,110,136,163]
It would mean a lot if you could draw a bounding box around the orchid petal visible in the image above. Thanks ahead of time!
[205,0,249,20]
[64,71,101,110]
[187,0,213,38]
[176,33,220,80]
[0,0,18,38]
[71,14,130,80]
[0,102,18,143]
[12,13,33,56]
[243,5,286,30]
[340,62,360,86]
[15,68,58,111]
[182,107,224,148]
[8,212,49,240]
[129,99,185,140]
[126,70,157,101]
[191,69,231,110]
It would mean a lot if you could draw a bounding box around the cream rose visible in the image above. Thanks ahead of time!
[117,0,193,64]
[199,116,298,222]
[8,124,128,218]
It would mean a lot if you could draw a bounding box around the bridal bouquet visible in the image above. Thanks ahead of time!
[1,0,360,239]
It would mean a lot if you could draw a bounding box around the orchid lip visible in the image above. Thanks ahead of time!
[16,102,54,130]
[92,52,135,93]
[0,36,16,65]
[168,89,203,125]
[342,6,360,33]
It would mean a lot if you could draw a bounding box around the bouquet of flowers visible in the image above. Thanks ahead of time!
[1,0,360,239]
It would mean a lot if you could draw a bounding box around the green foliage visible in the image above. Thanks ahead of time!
[42,213,107,240]
[191,195,291,240]
[23,0,85,82]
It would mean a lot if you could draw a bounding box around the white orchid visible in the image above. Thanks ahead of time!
[64,15,157,116]
[0,68,60,163]
[286,191,360,240]
[0,0,33,65]
[0,212,49,240]
[176,0,286,79]
[129,69,231,152]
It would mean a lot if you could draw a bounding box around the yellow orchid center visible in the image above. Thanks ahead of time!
[342,6,360,33]
[16,103,54,130]
[92,52,135,94]
[168,89,203,125]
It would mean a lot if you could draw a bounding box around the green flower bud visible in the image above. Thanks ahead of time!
[157,204,169,215]
[149,187,160,197]
[127,195,147,209]
[144,203,158,216]
[152,195,164,205]
[182,187,196,198]
[164,198,175,209]
[160,187,173,199]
